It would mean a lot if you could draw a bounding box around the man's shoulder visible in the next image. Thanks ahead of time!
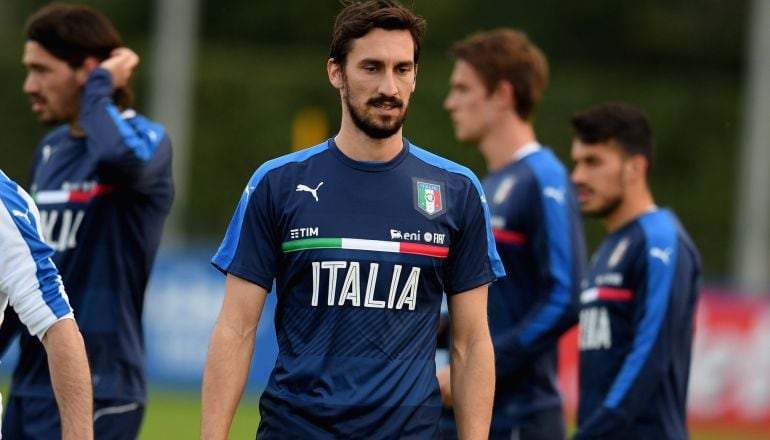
[248,142,330,185]
[522,147,569,179]
[407,143,480,185]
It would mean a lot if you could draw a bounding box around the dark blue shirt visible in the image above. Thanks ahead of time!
[212,137,504,439]
[443,144,585,431]
[485,146,585,425]
[574,209,700,440]
[7,67,173,403]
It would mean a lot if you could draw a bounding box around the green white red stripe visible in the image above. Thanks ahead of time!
[282,237,449,258]
[33,184,113,205]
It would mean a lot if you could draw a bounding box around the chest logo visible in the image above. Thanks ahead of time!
[650,247,672,265]
[492,176,516,205]
[41,144,56,164]
[607,237,630,269]
[414,179,445,219]
[296,182,323,202]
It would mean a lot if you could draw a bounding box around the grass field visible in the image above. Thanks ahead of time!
[1,379,765,439]
[139,387,260,439]
[137,388,769,440]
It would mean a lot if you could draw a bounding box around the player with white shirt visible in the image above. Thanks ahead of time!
[0,170,92,440]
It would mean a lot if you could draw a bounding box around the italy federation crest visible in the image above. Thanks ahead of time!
[414,179,445,218]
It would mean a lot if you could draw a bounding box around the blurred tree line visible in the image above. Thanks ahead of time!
[0,0,747,279]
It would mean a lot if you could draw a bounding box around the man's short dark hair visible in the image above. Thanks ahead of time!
[570,102,655,168]
[25,3,133,108]
[451,29,548,121]
[329,0,426,66]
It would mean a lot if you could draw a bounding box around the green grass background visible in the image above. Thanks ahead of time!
[137,388,769,440]
[138,388,259,439]
[2,380,766,439]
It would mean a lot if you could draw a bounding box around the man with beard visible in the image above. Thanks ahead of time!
[201,1,503,438]
[3,4,174,438]
[569,103,701,439]
[440,28,586,440]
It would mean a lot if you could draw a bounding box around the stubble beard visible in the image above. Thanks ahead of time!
[343,82,409,140]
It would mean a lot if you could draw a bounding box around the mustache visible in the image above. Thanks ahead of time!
[367,95,403,108]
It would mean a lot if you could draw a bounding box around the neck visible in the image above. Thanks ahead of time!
[602,187,656,233]
[478,114,536,172]
[335,115,404,162]
[68,111,85,137]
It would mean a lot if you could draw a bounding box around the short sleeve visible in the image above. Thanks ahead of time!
[211,170,279,290]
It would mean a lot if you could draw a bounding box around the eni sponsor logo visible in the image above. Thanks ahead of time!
[389,228,445,244]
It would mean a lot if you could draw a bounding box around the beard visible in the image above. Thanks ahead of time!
[578,184,624,219]
[343,83,409,139]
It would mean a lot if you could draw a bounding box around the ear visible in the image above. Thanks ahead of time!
[75,57,100,86]
[493,80,515,110]
[625,154,648,182]
[327,58,343,90]
[74,57,100,86]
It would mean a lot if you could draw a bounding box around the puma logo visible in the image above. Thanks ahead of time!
[12,209,31,224]
[296,182,324,202]
[650,247,672,265]
[543,186,565,204]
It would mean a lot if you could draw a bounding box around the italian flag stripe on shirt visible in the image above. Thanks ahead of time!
[33,184,113,205]
[282,237,449,258]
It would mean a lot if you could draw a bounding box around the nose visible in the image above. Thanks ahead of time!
[23,73,38,95]
[443,93,454,112]
[570,164,584,185]
[378,71,398,96]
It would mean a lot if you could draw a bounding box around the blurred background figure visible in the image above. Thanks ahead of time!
[1,4,173,439]
[570,102,701,440]
[440,28,586,440]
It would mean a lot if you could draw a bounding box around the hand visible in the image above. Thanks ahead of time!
[437,367,453,408]
[100,48,139,89]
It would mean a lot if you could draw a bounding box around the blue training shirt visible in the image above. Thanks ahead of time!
[4,67,173,403]
[574,208,701,440]
[212,137,504,439]
[442,144,586,431]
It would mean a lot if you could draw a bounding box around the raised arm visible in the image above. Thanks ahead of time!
[447,284,495,440]
[201,274,267,439]
[78,48,168,170]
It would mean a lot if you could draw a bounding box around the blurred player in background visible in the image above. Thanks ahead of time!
[0,170,93,439]
[1,4,174,438]
[569,102,701,439]
[201,0,503,438]
[440,28,586,440]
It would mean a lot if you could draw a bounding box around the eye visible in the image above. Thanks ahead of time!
[362,64,377,73]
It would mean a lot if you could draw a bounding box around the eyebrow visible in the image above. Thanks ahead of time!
[358,58,415,67]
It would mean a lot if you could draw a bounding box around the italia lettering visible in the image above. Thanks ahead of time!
[40,209,85,251]
[579,306,612,350]
[311,261,420,310]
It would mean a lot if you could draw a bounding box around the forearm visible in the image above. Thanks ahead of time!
[43,318,93,440]
[200,318,257,439]
[451,333,495,440]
